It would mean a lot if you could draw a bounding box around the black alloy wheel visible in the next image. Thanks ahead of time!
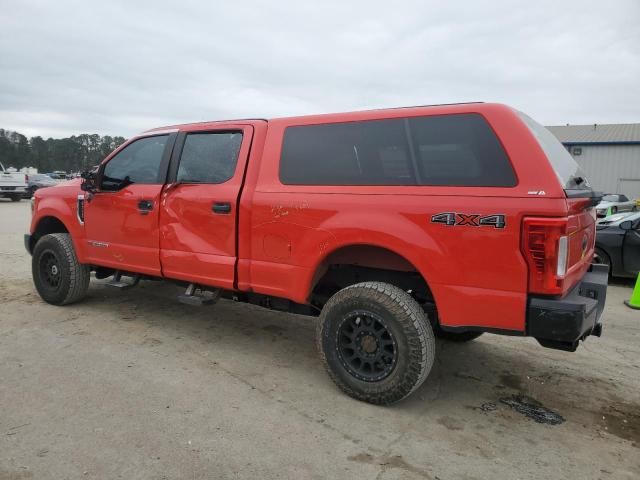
[336,311,398,382]
[39,250,62,291]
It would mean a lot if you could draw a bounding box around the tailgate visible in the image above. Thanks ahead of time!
[564,197,597,291]
[0,172,26,187]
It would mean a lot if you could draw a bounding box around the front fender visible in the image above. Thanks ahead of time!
[31,193,87,261]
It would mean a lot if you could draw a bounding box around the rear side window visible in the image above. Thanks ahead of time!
[518,112,589,191]
[101,135,168,191]
[280,114,516,186]
[177,132,243,184]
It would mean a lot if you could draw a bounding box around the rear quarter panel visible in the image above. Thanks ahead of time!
[240,104,568,331]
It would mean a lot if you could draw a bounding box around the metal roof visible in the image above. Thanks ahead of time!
[547,123,640,144]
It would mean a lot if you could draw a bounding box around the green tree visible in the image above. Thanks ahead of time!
[0,129,127,172]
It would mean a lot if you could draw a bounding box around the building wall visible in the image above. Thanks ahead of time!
[569,144,640,199]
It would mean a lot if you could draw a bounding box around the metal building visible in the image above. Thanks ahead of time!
[547,123,640,199]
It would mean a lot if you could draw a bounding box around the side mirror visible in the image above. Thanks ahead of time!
[620,220,633,231]
[80,169,99,193]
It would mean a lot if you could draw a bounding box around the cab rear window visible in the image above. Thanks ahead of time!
[280,114,517,187]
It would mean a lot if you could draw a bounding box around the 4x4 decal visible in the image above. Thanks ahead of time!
[431,212,506,229]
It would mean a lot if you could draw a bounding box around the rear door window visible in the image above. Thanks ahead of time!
[177,132,243,184]
[280,114,516,186]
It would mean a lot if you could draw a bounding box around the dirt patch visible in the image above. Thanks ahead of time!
[262,325,287,335]
[0,469,33,480]
[499,373,524,390]
[597,401,640,446]
[347,452,433,479]
[437,416,465,431]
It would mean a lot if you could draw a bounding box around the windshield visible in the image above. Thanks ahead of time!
[518,112,590,191]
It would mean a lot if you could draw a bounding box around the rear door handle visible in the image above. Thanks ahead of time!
[212,202,231,214]
[138,199,154,214]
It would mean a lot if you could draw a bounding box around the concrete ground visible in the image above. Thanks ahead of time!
[1,199,639,480]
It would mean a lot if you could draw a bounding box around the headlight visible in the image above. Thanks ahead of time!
[30,197,35,216]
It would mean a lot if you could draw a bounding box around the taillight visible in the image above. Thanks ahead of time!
[522,217,569,295]
[25,174,29,182]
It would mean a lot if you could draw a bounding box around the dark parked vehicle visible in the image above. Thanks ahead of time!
[594,212,640,277]
[24,173,58,197]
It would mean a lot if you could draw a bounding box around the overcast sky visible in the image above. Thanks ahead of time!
[1,0,639,138]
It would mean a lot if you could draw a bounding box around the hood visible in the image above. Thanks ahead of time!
[596,201,616,209]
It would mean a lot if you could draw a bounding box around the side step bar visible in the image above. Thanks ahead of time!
[106,271,140,289]
[178,284,221,306]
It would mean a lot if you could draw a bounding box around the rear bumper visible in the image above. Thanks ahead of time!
[527,263,608,351]
[0,187,26,195]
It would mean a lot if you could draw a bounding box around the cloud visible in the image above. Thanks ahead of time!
[1,0,639,138]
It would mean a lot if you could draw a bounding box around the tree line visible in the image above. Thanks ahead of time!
[0,128,126,173]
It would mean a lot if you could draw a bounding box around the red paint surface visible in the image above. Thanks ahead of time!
[31,103,596,332]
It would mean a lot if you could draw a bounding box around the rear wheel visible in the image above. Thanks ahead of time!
[32,233,90,305]
[317,282,435,405]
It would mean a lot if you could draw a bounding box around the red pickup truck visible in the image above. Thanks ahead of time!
[26,103,608,404]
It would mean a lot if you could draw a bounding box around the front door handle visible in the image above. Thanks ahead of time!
[212,202,231,214]
[138,199,154,214]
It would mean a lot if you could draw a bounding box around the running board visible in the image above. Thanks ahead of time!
[106,271,140,289]
[178,284,221,306]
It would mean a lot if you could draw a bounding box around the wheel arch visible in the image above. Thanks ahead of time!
[308,242,436,310]
[30,215,71,252]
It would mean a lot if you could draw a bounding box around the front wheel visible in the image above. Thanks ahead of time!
[317,282,435,405]
[32,233,90,305]
[10,195,21,202]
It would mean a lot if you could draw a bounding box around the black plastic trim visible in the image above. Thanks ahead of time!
[527,263,608,351]
[564,189,603,207]
[437,325,525,336]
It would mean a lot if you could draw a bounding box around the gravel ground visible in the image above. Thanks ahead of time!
[1,199,639,479]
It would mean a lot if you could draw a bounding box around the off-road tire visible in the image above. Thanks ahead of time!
[32,233,90,305]
[317,282,435,405]
[433,326,483,342]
